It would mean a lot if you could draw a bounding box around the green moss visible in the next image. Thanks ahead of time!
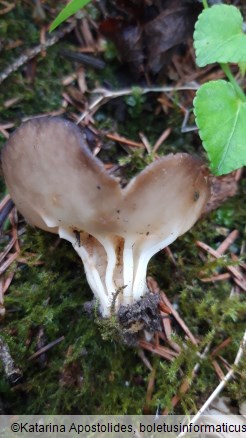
[1,229,146,414]
[0,0,245,416]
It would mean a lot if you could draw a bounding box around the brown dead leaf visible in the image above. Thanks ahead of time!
[99,0,201,79]
[144,5,199,75]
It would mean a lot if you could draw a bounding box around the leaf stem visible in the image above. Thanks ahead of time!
[221,63,246,102]
[202,0,209,8]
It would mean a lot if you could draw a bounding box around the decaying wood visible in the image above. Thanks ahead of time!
[204,172,239,214]
[0,336,22,385]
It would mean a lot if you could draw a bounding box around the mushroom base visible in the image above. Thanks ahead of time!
[84,292,161,346]
[117,292,161,345]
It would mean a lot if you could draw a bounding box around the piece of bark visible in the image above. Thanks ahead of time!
[204,173,239,215]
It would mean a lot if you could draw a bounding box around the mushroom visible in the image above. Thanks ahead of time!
[2,117,210,317]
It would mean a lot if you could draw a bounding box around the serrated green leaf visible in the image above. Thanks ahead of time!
[194,80,246,175]
[50,0,91,32]
[194,5,246,67]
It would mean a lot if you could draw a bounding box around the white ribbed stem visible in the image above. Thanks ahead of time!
[122,236,135,305]
[132,233,179,300]
[58,227,110,316]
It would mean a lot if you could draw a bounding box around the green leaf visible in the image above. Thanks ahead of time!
[194,80,246,175]
[49,0,91,32]
[194,4,246,67]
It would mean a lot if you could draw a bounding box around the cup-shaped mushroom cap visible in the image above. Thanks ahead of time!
[2,117,210,241]
[2,117,121,234]
[119,153,210,238]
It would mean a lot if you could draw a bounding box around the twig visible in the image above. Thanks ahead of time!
[106,133,143,148]
[161,311,172,340]
[0,124,12,138]
[9,208,20,253]
[138,132,152,154]
[201,273,231,282]
[0,237,16,264]
[210,337,232,358]
[231,253,246,272]
[147,276,197,345]
[28,335,65,360]
[0,270,15,298]
[138,349,153,371]
[0,1,15,15]
[152,127,172,153]
[145,367,156,404]
[217,229,239,255]
[60,49,105,70]
[0,195,11,215]
[211,359,225,380]
[138,339,178,361]
[77,84,199,123]
[0,21,76,84]
[196,240,246,291]
[177,329,246,437]
[0,252,18,275]
[164,246,177,267]
[0,198,14,230]
[161,291,198,346]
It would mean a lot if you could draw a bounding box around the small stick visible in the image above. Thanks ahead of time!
[60,49,105,70]
[145,367,156,404]
[139,340,178,361]
[161,311,172,340]
[137,349,152,371]
[196,240,245,284]
[0,199,14,230]
[231,253,246,272]
[201,273,231,282]
[217,229,239,255]
[28,335,65,361]
[217,355,231,373]
[234,277,246,291]
[0,252,19,275]
[235,168,243,181]
[0,21,76,84]
[164,246,177,267]
[161,291,198,345]
[138,132,152,154]
[0,237,16,264]
[147,276,197,345]
[77,84,200,123]
[0,1,15,15]
[210,337,232,358]
[0,195,10,211]
[0,271,15,305]
[177,329,246,438]
[159,301,172,314]
[152,128,171,153]
[106,133,143,148]
[212,359,225,380]
[9,208,20,253]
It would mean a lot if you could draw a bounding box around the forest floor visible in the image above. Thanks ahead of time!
[0,0,245,417]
